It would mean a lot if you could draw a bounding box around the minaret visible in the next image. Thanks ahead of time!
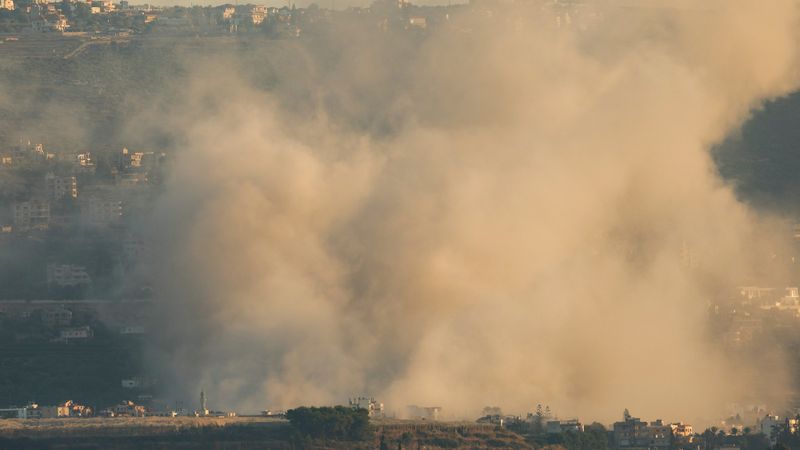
[200,389,207,415]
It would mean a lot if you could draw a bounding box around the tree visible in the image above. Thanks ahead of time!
[285,406,370,441]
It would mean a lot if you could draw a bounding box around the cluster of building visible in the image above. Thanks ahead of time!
[0,142,159,298]
[345,396,442,421]
[0,400,92,419]
[0,0,404,35]
[2,143,161,233]
[0,0,508,38]
[612,415,691,448]
[0,390,241,421]
[471,406,800,449]
[712,286,800,349]
[0,299,149,343]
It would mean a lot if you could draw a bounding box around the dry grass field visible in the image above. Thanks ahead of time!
[0,415,288,439]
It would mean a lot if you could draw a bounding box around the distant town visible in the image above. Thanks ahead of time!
[4,392,800,449]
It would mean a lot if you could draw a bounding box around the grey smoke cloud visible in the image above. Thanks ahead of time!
[147,0,800,424]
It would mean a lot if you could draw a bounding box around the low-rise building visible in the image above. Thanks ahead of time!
[42,307,73,327]
[0,407,29,419]
[547,419,584,434]
[59,325,93,340]
[104,400,146,417]
[670,422,693,441]
[348,397,384,417]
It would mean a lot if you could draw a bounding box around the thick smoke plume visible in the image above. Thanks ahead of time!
[147,0,800,423]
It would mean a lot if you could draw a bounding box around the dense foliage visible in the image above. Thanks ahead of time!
[0,317,144,408]
[285,406,370,440]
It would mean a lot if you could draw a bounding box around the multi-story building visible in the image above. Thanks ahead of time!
[82,196,122,227]
[670,422,693,441]
[348,397,384,417]
[250,5,266,25]
[45,173,78,200]
[47,264,91,287]
[13,199,50,231]
[614,416,671,448]
[759,414,783,446]
[647,420,672,448]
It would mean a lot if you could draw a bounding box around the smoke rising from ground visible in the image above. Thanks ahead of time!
[147,1,800,423]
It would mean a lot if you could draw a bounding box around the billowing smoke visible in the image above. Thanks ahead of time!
[146,0,800,424]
